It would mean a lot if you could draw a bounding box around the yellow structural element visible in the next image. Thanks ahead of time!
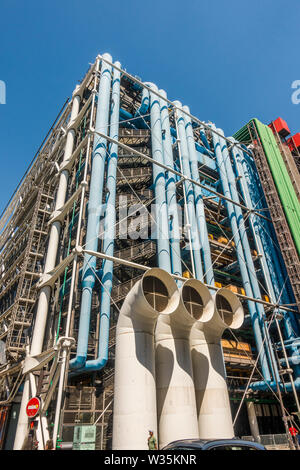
[226,284,246,296]
[183,270,192,279]
[222,339,253,362]
[221,339,252,354]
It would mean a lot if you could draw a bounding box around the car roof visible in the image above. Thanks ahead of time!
[163,438,265,450]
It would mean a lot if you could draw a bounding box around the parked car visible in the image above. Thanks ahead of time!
[162,438,266,451]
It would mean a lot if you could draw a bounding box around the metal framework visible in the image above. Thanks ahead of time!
[247,121,300,309]
[0,55,299,450]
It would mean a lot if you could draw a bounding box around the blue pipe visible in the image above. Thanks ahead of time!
[230,140,300,388]
[250,379,300,392]
[159,89,182,280]
[119,108,136,128]
[210,125,272,382]
[147,83,172,273]
[217,128,280,384]
[135,87,149,117]
[199,125,210,151]
[69,54,113,370]
[247,156,299,336]
[182,105,214,286]
[236,145,300,377]
[170,126,215,159]
[79,61,121,372]
[279,355,300,366]
[231,141,283,303]
[195,143,215,158]
[174,101,204,281]
[238,146,293,306]
[119,107,149,129]
[279,338,300,347]
[232,142,300,339]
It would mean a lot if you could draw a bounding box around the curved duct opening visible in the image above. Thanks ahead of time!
[182,285,203,320]
[143,276,169,312]
[141,268,179,315]
[215,288,244,329]
[181,278,214,323]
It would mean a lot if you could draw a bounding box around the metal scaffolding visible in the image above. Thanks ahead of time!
[0,55,299,450]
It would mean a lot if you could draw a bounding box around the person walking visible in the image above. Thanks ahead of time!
[45,439,54,450]
[289,425,300,449]
[147,430,158,450]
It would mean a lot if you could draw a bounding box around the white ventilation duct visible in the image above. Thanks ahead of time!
[112,270,244,449]
[155,278,214,449]
[112,268,179,450]
[190,287,244,439]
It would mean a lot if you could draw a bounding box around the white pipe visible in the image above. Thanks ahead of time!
[246,401,261,443]
[155,278,214,449]
[13,376,30,449]
[191,288,244,438]
[112,268,180,450]
[13,86,81,450]
[31,86,81,356]
[51,58,101,447]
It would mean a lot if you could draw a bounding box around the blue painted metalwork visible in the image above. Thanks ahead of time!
[70,54,113,370]
[183,105,214,286]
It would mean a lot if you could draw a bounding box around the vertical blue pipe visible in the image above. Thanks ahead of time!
[183,105,214,287]
[70,54,113,370]
[217,128,280,384]
[230,139,280,304]
[135,87,149,117]
[80,62,121,372]
[159,90,182,280]
[147,83,171,273]
[199,125,210,150]
[210,125,272,382]
[174,101,204,281]
[239,147,300,338]
[232,141,300,380]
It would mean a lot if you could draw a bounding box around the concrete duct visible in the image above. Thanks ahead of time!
[191,287,244,438]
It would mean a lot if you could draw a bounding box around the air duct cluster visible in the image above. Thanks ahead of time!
[112,268,244,450]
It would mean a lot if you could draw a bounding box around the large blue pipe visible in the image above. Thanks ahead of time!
[120,111,216,168]
[69,54,113,370]
[135,87,149,117]
[230,141,281,301]
[238,145,293,307]
[210,125,272,382]
[159,90,182,280]
[182,105,214,286]
[199,125,211,151]
[237,145,300,370]
[232,142,300,335]
[78,61,121,372]
[170,126,215,160]
[147,83,172,273]
[250,379,300,392]
[230,141,300,387]
[119,108,137,128]
[217,128,280,384]
[174,101,204,280]
[119,107,149,129]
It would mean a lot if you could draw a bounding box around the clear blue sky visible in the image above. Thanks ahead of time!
[0,0,299,214]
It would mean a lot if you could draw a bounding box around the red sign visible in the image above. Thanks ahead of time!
[26,397,41,418]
